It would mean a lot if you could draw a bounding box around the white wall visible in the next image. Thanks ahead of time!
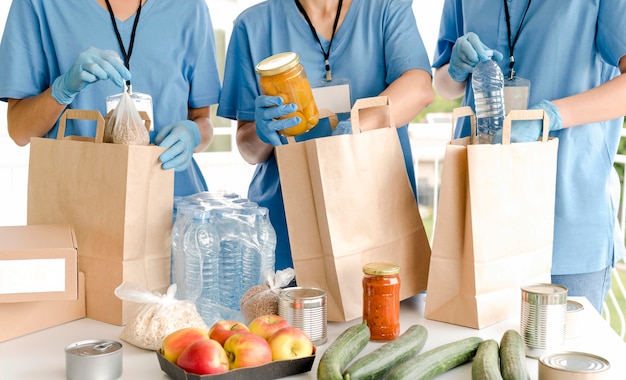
[0,0,444,226]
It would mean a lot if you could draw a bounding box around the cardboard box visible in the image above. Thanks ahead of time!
[80,255,170,325]
[0,271,86,342]
[0,224,78,303]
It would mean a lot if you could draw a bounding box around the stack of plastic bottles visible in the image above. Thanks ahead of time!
[170,192,276,325]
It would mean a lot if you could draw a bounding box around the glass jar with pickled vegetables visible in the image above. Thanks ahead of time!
[255,52,319,137]
[362,262,401,341]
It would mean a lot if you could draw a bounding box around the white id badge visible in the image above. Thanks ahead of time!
[311,79,351,115]
[106,88,154,130]
[504,76,530,113]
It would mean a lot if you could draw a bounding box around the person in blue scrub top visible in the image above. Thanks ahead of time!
[217,0,434,273]
[433,0,626,313]
[0,0,221,197]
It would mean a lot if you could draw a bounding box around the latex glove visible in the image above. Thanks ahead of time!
[154,120,201,172]
[493,100,563,143]
[331,120,352,136]
[255,95,301,146]
[51,47,131,105]
[448,32,504,82]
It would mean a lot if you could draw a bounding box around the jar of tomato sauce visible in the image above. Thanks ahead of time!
[362,262,401,341]
[255,52,319,137]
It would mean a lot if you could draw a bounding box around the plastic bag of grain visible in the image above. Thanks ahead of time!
[240,268,295,324]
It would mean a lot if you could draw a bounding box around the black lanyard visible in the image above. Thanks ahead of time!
[503,0,532,80]
[104,0,143,87]
[294,0,343,81]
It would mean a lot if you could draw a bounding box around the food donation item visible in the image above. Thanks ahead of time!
[256,52,319,137]
[317,321,370,380]
[362,262,401,341]
[104,87,150,145]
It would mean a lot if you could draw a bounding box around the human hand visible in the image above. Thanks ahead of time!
[493,100,562,143]
[51,47,131,105]
[448,32,504,82]
[331,120,352,135]
[255,95,301,146]
[154,120,201,172]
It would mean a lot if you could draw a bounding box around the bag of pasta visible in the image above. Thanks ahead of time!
[114,282,208,350]
[104,87,150,145]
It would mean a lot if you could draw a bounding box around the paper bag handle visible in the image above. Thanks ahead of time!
[451,106,477,140]
[502,109,550,144]
[57,109,105,143]
[350,96,396,133]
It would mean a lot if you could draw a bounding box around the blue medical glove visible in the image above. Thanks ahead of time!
[51,47,131,105]
[493,100,563,143]
[255,95,301,146]
[154,120,201,172]
[332,120,352,135]
[448,32,504,82]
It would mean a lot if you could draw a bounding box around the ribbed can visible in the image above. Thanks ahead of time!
[278,287,327,345]
[521,283,567,358]
[539,351,610,379]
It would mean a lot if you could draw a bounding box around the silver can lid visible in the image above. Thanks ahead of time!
[65,340,122,357]
[567,299,584,312]
[540,351,610,373]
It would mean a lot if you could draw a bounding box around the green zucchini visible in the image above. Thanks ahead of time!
[343,324,428,380]
[472,339,503,380]
[317,321,370,380]
[385,336,483,380]
[499,329,530,380]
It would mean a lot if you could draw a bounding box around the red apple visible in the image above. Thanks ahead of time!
[223,332,272,369]
[160,327,210,363]
[176,338,229,375]
[268,326,314,361]
[209,320,250,346]
[248,314,290,341]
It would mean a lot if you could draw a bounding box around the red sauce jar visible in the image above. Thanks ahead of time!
[362,262,401,341]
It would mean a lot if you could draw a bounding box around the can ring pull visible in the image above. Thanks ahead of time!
[93,342,114,352]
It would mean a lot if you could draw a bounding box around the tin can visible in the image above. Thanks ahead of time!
[65,339,123,380]
[362,262,401,341]
[255,52,319,137]
[566,299,585,339]
[539,351,610,379]
[278,287,327,345]
[521,283,567,358]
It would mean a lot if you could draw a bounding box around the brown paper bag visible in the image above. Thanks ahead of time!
[424,107,558,329]
[27,109,174,326]
[276,96,431,322]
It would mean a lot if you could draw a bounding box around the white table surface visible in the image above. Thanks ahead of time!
[1,295,624,379]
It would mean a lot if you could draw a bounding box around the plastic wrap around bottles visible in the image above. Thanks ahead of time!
[170,192,277,325]
[472,59,505,144]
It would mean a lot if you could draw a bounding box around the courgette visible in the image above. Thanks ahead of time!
[385,336,483,380]
[499,329,530,380]
[317,321,370,380]
[471,339,503,380]
[343,324,428,380]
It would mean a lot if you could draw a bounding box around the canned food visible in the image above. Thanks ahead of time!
[256,52,319,137]
[65,339,123,380]
[566,299,585,339]
[521,283,567,358]
[362,262,401,341]
[278,287,327,345]
[539,351,610,379]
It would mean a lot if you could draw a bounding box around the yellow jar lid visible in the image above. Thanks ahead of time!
[363,262,400,276]
[256,52,300,76]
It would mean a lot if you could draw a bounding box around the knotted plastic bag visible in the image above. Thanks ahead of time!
[114,282,208,350]
[104,87,150,145]
[240,268,295,324]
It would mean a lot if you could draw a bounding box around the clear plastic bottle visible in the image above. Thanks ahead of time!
[256,207,277,281]
[214,207,244,311]
[472,58,505,144]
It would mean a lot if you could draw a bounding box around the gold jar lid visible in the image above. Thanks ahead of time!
[255,52,300,76]
[363,262,400,276]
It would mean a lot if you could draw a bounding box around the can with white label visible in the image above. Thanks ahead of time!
[65,339,122,380]
[539,351,610,379]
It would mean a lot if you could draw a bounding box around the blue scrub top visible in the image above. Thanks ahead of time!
[434,0,626,274]
[218,0,432,271]
[0,0,222,196]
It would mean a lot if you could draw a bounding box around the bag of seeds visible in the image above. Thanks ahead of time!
[240,268,295,324]
[104,88,150,145]
[114,282,208,350]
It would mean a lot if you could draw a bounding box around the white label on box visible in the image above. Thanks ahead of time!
[0,258,66,294]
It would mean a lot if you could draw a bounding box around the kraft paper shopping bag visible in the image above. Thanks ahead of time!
[276,96,431,322]
[424,107,558,329]
[27,109,174,326]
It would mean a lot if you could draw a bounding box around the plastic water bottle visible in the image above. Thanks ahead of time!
[256,207,276,280]
[214,207,244,310]
[472,58,505,144]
